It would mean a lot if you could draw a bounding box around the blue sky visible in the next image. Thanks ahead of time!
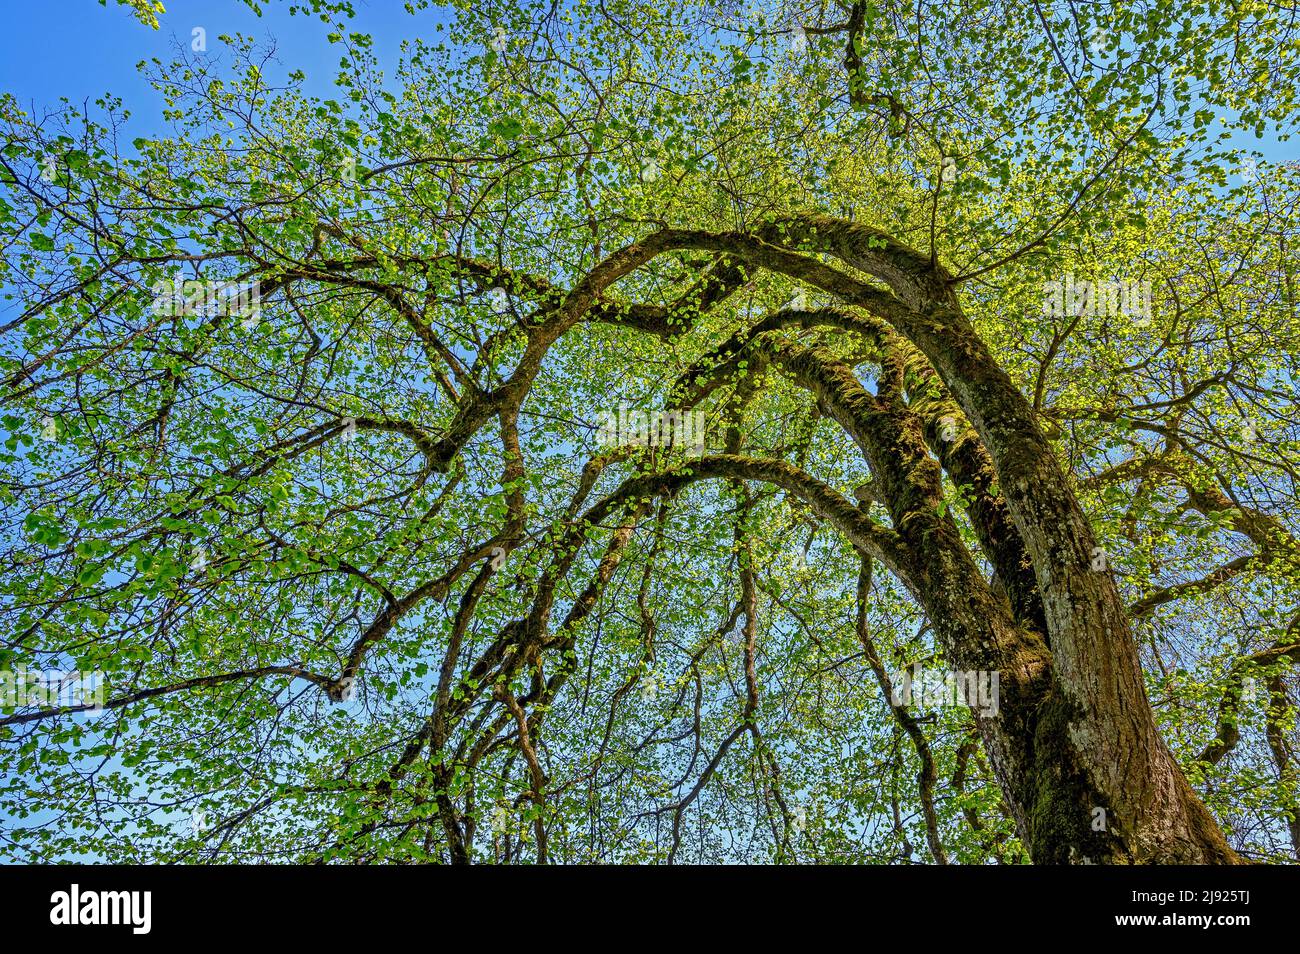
[0,1,438,139]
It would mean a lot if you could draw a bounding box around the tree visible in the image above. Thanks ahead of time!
[1,0,1297,864]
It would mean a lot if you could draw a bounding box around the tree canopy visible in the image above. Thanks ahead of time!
[1,0,1298,863]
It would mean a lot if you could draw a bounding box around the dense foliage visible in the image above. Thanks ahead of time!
[1,0,1297,863]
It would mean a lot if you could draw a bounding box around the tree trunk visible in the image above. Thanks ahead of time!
[676,216,1244,862]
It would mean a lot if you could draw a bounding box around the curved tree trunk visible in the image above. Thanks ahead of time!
[798,216,1239,862]
[658,215,1242,862]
